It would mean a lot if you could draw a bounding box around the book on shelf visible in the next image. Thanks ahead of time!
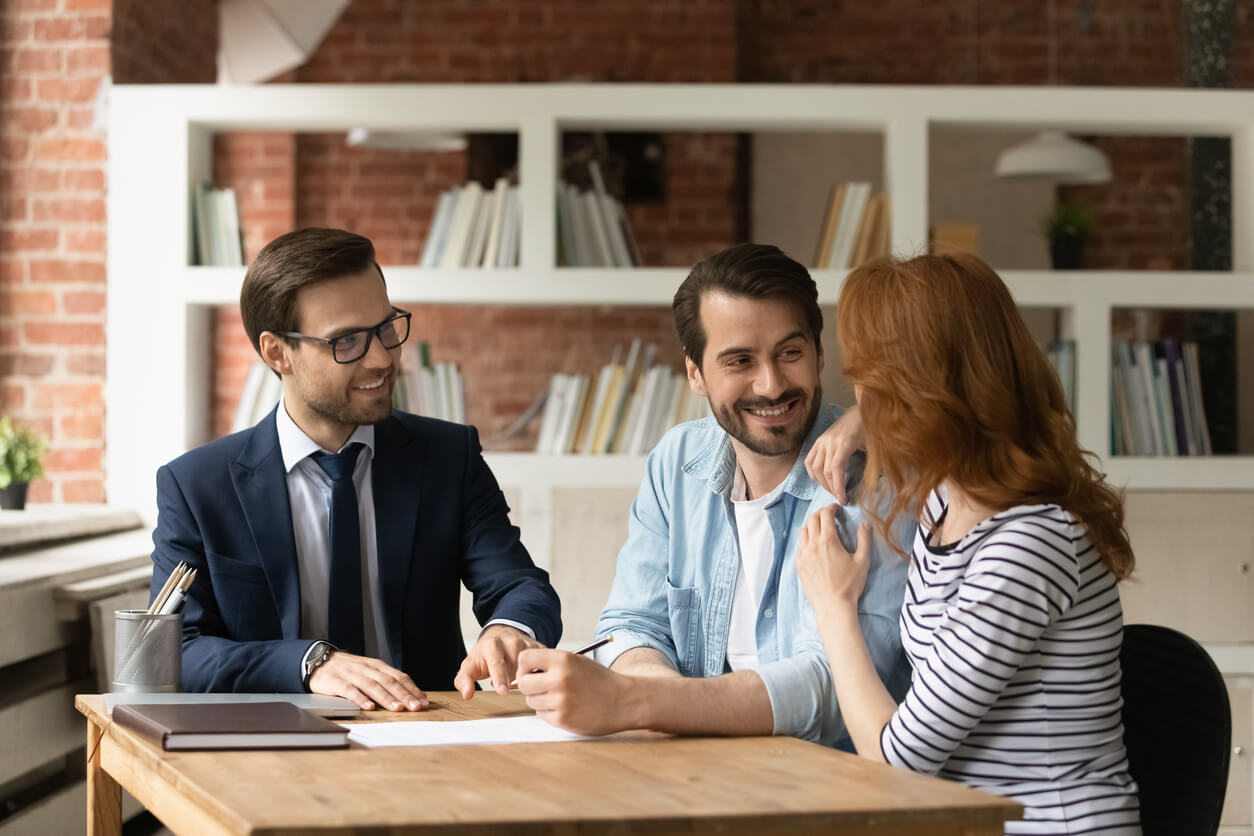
[556,165,641,267]
[112,701,349,751]
[190,183,244,267]
[1046,340,1075,416]
[399,343,465,424]
[418,180,522,268]
[535,342,711,456]
[812,182,889,269]
[1110,338,1212,457]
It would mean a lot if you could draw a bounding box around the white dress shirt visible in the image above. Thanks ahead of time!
[276,399,394,664]
[276,399,535,677]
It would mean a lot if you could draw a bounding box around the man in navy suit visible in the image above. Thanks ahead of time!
[150,228,561,710]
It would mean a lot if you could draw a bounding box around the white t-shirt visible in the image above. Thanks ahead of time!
[726,467,784,672]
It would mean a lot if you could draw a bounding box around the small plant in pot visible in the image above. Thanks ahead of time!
[0,417,46,510]
[1042,201,1095,270]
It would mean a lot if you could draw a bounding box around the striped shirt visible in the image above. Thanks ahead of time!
[881,489,1141,835]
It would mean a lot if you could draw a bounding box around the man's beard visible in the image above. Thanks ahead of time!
[300,375,395,428]
[712,385,822,458]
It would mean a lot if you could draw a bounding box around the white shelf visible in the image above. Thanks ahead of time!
[187,266,1254,309]
[1103,456,1254,491]
[484,452,648,487]
[107,83,1254,520]
[1003,271,1254,309]
[184,266,852,307]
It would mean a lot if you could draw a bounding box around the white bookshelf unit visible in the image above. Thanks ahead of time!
[107,84,1254,516]
[108,85,1254,829]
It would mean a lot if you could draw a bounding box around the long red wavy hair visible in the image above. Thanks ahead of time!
[837,253,1133,579]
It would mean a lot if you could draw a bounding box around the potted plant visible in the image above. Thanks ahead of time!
[0,417,46,510]
[1042,201,1095,270]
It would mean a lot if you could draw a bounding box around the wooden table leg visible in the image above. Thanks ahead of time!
[86,719,122,836]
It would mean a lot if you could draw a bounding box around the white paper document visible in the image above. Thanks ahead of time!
[343,715,594,747]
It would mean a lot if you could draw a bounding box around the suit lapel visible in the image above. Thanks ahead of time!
[372,415,421,669]
[230,408,302,639]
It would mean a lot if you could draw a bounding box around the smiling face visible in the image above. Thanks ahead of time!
[261,267,399,450]
[686,291,823,465]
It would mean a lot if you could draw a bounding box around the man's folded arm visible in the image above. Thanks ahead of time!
[457,425,561,647]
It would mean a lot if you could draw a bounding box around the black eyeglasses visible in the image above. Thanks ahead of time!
[276,308,412,364]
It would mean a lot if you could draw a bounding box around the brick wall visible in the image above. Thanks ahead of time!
[209,0,739,444]
[739,0,1198,271]
[3,1,1251,494]
[1,0,108,502]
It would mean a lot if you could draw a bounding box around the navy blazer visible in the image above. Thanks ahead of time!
[150,408,562,693]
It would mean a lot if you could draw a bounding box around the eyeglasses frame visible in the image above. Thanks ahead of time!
[273,307,412,365]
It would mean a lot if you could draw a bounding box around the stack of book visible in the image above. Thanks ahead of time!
[1110,338,1212,456]
[812,182,890,270]
[229,342,465,434]
[419,177,521,269]
[231,362,284,433]
[1047,340,1076,415]
[191,183,244,266]
[535,339,710,456]
[394,342,465,424]
[556,161,641,267]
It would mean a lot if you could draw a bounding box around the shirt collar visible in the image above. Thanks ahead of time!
[275,396,376,474]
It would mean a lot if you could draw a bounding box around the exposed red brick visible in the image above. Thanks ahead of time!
[27,480,54,503]
[29,259,105,283]
[60,412,104,440]
[32,136,105,161]
[65,228,106,253]
[7,288,58,315]
[43,445,102,472]
[32,196,105,223]
[65,351,106,376]
[23,321,106,346]
[1,228,58,251]
[0,352,54,376]
[62,290,106,315]
[32,382,104,411]
[61,478,106,502]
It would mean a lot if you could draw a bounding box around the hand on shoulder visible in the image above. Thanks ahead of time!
[805,404,865,503]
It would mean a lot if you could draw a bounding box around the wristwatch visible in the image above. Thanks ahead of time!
[301,641,337,691]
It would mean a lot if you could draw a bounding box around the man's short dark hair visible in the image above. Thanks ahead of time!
[672,243,823,369]
[239,227,385,355]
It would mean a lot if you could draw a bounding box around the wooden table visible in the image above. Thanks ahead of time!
[77,692,1021,835]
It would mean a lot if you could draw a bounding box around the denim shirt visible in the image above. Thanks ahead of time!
[594,403,913,747]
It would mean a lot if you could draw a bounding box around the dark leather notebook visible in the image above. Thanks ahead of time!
[112,701,350,750]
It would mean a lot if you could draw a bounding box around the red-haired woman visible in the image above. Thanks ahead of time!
[797,253,1141,835]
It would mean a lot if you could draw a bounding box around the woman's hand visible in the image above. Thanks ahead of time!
[796,505,870,617]
[805,404,865,503]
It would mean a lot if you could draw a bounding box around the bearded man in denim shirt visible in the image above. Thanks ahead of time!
[516,244,911,746]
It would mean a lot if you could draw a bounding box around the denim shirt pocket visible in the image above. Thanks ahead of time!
[665,581,703,676]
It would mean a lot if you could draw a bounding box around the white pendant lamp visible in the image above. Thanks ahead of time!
[994,130,1112,185]
[993,0,1112,186]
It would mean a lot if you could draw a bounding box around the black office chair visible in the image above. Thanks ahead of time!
[1120,623,1232,836]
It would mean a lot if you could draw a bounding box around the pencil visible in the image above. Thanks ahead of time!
[571,635,613,656]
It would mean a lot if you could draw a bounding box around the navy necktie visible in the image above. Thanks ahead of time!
[312,443,365,656]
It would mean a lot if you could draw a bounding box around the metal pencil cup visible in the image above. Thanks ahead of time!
[113,610,182,693]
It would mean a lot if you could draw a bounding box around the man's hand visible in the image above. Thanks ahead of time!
[308,651,428,711]
[515,648,644,736]
[804,403,865,503]
[455,624,543,699]
[796,505,870,619]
